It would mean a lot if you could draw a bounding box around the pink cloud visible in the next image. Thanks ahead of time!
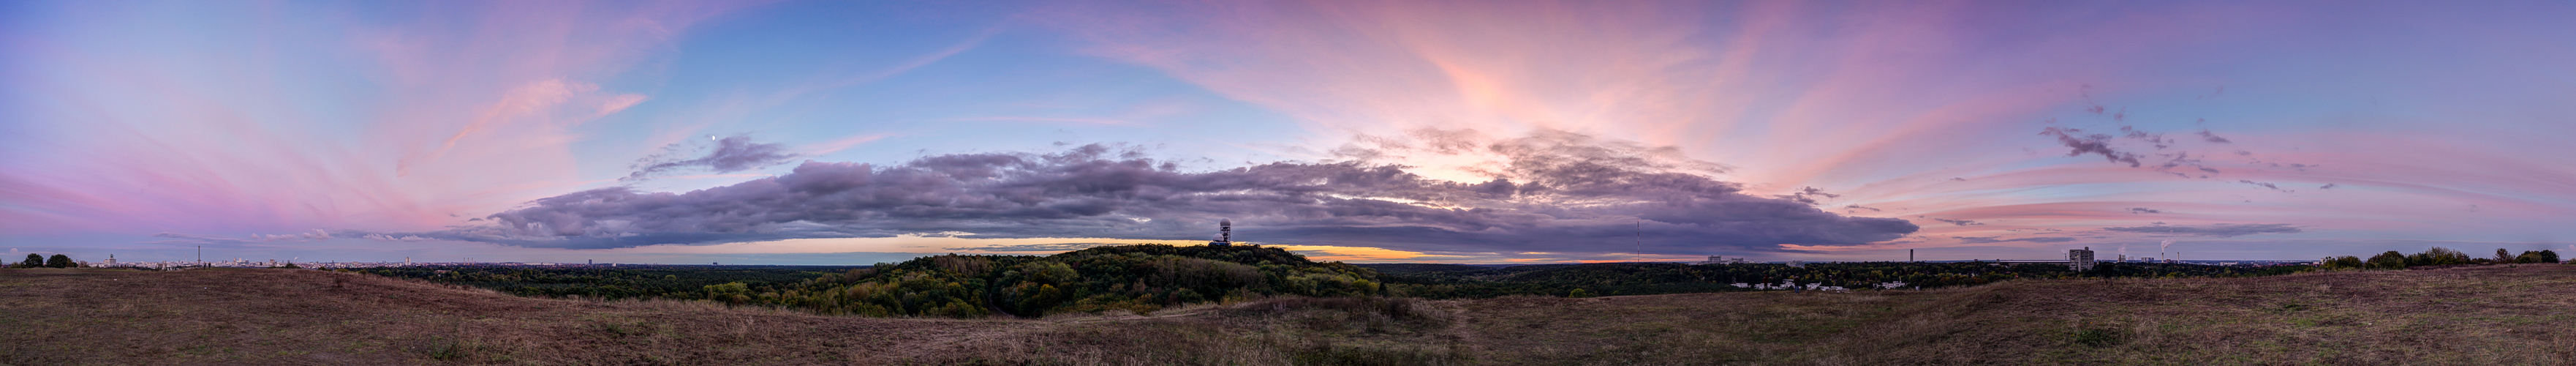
[1046,0,2573,256]
[0,1,756,235]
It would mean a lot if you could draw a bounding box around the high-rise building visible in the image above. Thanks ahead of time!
[2069,247,2097,271]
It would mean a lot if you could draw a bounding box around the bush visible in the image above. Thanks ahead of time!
[2367,251,2408,269]
[2406,247,2471,266]
[45,254,72,269]
[2074,328,2123,347]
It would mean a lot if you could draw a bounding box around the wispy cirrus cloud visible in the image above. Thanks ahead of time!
[0,0,752,235]
[2102,223,2303,238]
[1952,236,2076,244]
[624,136,802,182]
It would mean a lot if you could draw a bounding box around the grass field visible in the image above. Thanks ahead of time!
[5,265,2572,365]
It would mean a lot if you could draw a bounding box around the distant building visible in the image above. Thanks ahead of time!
[1695,255,1748,265]
[2069,247,2096,272]
[1787,261,1805,268]
[1208,219,1234,247]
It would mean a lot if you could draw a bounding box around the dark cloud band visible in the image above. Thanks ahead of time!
[408,132,1919,255]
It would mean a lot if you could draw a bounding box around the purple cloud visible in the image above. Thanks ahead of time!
[624,135,800,181]
[411,132,1918,255]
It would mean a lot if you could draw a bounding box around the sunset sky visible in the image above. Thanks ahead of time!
[5,0,2572,264]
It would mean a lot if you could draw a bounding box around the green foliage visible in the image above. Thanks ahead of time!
[1565,288,1593,298]
[2333,247,2562,269]
[784,244,1383,318]
[45,254,72,268]
[2072,328,2123,347]
[15,254,38,268]
[2515,250,2562,264]
[359,264,861,302]
[2368,251,2409,269]
[374,244,1384,318]
[2405,247,2472,266]
[2319,255,2365,269]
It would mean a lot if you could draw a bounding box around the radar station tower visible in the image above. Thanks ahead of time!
[1209,219,1234,247]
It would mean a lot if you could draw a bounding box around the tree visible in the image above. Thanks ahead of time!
[2409,247,2470,266]
[17,254,39,268]
[2367,251,2408,269]
[2523,250,2564,264]
[46,254,72,268]
[2496,248,2515,264]
[2321,255,2363,269]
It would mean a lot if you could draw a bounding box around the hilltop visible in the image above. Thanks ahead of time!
[7,263,2573,365]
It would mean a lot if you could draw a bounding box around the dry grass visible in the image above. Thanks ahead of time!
[7,265,2574,365]
[0,268,1038,365]
[1448,265,2576,365]
[910,296,1470,365]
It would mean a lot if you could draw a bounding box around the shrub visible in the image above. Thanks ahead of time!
[2074,328,2123,347]
[1567,288,1594,298]
[2406,247,2471,266]
[17,254,39,268]
[45,254,72,269]
[2367,251,2408,269]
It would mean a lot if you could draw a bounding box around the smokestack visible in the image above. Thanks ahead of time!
[1909,249,1915,262]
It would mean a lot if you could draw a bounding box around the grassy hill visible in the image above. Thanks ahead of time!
[6,264,2573,365]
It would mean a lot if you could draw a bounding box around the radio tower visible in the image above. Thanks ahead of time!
[1209,219,1234,247]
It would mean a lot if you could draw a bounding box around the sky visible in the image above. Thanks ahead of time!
[4,0,2572,265]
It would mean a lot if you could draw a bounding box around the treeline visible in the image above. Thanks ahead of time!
[12,254,81,268]
[351,265,856,301]
[755,244,1383,318]
[1367,261,2297,298]
[2315,247,2564,270]
[359,244,1385,318]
